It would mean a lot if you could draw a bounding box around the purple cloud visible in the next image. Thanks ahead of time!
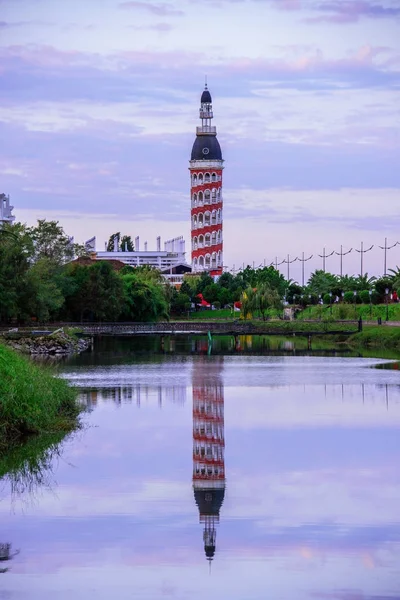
[118,1,184,16]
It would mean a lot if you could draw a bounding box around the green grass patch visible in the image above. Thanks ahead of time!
[298,304,400,321]
[174,309,235,321]
[0,343,80,453]
[348,326,400,349]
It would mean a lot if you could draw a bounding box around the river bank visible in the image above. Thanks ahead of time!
[0,343,81,453]
[1,329,90,355]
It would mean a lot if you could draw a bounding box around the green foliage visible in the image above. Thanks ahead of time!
[121,273,168,321]
[64,261,123,321]
[307,270,338,296]
[343,291,356,304]
[0,344,80,452]
[29,219,85,265]
[350,326,400,349]
[120,235,134,252]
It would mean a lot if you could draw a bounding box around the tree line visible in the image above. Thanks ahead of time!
[1,220,400,324]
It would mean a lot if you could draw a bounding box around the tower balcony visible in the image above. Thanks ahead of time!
[196,126,216,135]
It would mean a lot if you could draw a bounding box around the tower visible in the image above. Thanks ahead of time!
[192,358,226,564]
[189,85,224,276]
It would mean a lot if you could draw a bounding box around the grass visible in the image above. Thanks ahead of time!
[297,303,400,321]
[348,326,400,350]
[0,343,80,453]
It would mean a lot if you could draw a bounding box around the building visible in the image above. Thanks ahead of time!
[192,357,226,564]
[86,235,191,285]
[0,194,15,226]
[190,85,224,276]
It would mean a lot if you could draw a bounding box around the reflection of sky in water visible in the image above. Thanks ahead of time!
[1,354,400,599]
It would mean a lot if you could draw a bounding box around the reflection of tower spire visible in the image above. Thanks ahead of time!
[192,358,225,563]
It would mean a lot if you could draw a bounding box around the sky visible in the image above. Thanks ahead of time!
[0,0,399,281]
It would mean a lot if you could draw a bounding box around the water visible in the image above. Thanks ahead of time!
[1,336,400,599]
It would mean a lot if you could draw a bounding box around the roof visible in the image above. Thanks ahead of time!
[201,88,212,104]
[191,135,222,161]
[194,487,225,516]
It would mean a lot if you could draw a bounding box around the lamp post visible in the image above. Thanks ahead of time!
[369,289,372,318]
[353,290,357,319]
[329,291,333,316]
[385,287,389,321]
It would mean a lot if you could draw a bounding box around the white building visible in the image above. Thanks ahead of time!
[86,235,191,284]
[0,194,15,226]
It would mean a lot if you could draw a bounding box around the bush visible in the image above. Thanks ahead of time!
[0,343,80,451]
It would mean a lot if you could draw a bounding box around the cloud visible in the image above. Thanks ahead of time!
[118,1,184,16]
[308,0,400,24]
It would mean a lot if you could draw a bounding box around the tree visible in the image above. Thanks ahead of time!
[241,287,257,320]
[29,219,84,265]
[256,285,281,321]
[107,232,134,252]
[0,223,33,322]
[65,261,123,321]
[121,273,169,321]
[119,235,134,252]
[307,270,338,296]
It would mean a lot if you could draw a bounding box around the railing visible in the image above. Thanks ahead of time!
[196,126,216,135]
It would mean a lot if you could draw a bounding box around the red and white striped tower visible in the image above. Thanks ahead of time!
[192,358,226,563]
[190,85,224,277]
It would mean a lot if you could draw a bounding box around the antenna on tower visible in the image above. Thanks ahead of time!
[205,74,208,88]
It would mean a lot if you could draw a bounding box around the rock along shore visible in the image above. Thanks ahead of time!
[2,330,90,355]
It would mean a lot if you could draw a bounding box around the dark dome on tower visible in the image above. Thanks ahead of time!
[194,488,225,516]
[191,135,222,161]
[201,88,212,104]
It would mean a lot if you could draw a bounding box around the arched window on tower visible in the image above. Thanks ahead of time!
[211,231,216,245]
[212,252,217,268]
[198,213,204,228]
[217,230,221,243]
[204,190,210,204]
[192,174,197,186]
[217,251,222,266]
[205,233,211,247]
[211,172,217,182]
[192,193,197,207]
[204,211,210,226]
[205,172,211,183]
[217,188,221,200]
[198,191,203,206]
[211,189,216,203]
[198,173,203,185]
[217,209,221,223]
[211,210,217,225]
[193,236,198,251]
[193,215,197,229]
[199,256,204,270]
[205,254,211,268]
[198,235,204,248]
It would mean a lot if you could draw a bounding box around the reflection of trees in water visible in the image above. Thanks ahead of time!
[78,385,187,408]
[0,543,19,573]
[0,431,73,498]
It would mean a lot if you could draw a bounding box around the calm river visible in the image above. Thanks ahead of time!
[1,335,400,599]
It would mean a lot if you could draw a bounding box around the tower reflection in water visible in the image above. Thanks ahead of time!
[192,357,225,564]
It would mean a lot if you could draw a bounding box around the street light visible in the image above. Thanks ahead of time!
[385,287,389,321]
[369,289,372,318]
